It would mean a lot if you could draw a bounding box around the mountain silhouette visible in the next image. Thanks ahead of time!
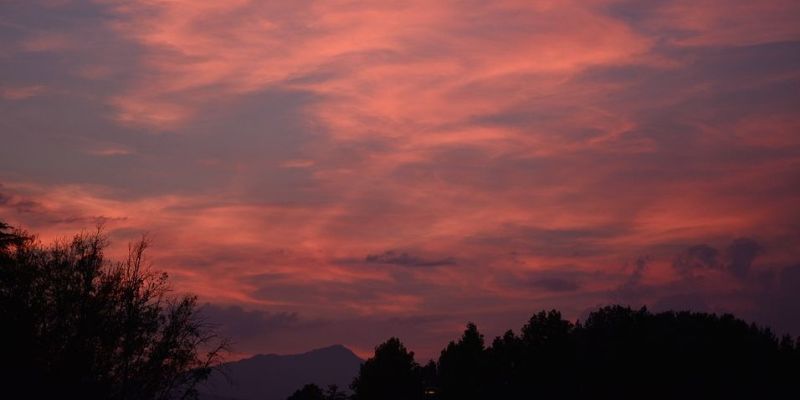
[200,345,363,400]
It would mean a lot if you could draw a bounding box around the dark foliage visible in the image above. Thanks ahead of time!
[0,222,227,399]
[343,307,799,400]
[437,323,487,400]
[288,383,325,400]
[572,306,798,399]
[350,337,424,400]
[287,384,348,400]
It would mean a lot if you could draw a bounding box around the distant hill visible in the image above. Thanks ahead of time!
[199,345,363,400]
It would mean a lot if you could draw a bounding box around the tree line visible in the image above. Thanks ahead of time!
[291,309,800,399]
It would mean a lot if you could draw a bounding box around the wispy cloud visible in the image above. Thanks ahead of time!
[1,0,799,358]
[1,85,45,100]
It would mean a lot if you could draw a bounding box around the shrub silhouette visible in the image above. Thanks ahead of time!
[287,383,325,400]
[287,384,348,400]
[0,222,226,399]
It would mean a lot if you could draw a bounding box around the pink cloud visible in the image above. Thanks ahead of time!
[2,0,800,357]
[648,0,800,46]
[102,0,651,130]
[1,85,45,100]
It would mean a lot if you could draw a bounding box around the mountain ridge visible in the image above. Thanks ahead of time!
[199,344,363,400]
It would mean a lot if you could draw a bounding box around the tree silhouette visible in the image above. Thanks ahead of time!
[350,337,424,400]
[574,306,797,398]
[518,310,575,397]
[337,306,800,400]
[419,360,438,398]
[0,221,227,399]
[0,221,26,249]
[437,323,487,400]
[485,329,522,397]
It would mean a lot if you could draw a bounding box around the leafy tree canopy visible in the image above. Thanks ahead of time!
[350,337,423,400]
[0,221,226,399]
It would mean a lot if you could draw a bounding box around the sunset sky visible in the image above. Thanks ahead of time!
[1,0,799,360]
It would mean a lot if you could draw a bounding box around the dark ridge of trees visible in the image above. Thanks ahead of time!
[0,221,227,399]
[293,307,799,400]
